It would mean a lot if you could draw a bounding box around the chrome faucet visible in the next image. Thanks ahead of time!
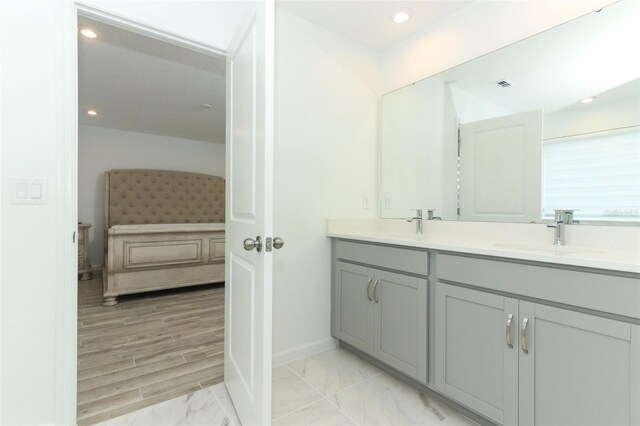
[427,209,442,220]
[546,209,576,246]
[407,209,423,236]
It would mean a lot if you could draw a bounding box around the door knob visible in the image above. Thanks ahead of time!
[243,236,263,252]
[273,237,284,249]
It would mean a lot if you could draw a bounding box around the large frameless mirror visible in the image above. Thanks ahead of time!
[380,0,640,225]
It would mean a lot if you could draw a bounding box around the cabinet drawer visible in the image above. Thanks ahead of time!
[437,254,640,319]
[335,240,428,276]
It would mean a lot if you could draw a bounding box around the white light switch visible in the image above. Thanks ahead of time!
[10,178,48,204]
[31,182,42,199]
[16,182,28,199]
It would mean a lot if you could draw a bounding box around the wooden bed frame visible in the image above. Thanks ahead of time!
[102,169,225,306]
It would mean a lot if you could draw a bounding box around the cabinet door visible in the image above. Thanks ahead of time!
[435,282,518,425]
[334,261,373,354]
[372,269,427,383]
[519,302,640,426]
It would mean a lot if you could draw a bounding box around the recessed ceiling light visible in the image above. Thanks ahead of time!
[581,97,596,104]
[392,8,412,24]
[87,110,98,116]
[79,27,98,39]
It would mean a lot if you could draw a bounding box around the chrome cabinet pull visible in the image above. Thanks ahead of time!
[373,280,380,303]
[366,278,373,301]
[521,317,529,354]
[506,313,514,349]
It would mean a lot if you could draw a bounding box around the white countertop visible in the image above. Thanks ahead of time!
[327,219,640,274]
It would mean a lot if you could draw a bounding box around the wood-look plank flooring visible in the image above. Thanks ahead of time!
[77,274,225,425]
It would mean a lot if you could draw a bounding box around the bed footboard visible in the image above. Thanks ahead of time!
[103,224,225,306]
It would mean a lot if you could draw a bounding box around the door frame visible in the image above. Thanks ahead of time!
[56,3,230,424]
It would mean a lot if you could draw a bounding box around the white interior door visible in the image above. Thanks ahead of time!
[459,110,543,222]
[224,1,274,425]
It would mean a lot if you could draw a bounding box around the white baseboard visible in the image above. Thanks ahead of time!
[272,336,339,367]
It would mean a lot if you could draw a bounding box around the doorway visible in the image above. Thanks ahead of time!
[75,14,228,424]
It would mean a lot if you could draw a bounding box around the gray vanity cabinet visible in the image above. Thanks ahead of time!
[436,281,640,426]
[333,241,429,384]
[334,261,374,353]
[434,283,518,425]
[518,302,640,426]
[373,269,428,383]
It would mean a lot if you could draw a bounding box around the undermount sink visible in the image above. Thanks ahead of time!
[494,242,603,255]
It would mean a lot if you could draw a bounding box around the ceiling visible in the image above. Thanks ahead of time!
[430,0,640,116]
[277,1,473,52]
[78,17,226,144]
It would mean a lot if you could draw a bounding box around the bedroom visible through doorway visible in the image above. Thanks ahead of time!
[75,16,228,425]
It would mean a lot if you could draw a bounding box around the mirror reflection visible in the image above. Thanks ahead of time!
[380,0,640,224]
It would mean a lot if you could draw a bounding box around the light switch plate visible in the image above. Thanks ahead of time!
[9,178,48,205]
[362,196,369,210]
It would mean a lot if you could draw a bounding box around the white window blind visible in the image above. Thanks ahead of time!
[542,127,640,222]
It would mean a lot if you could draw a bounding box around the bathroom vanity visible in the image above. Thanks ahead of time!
[329,222,640,426]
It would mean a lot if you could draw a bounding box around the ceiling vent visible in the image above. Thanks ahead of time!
[496,80,513,88]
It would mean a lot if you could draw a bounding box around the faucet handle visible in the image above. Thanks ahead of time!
[553,209,578,224]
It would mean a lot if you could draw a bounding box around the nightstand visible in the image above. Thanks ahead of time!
[78,223,92,281]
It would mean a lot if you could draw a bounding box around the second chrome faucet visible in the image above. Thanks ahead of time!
[407,209,423,236]
[546,209,577,245]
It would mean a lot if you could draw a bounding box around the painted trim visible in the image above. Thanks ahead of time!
[54,3,79,425]
[75,2,226,58]
[272,337,339,367]
[0,1,3,419]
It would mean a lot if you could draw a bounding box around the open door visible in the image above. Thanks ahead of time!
[459,110,543,222]
[224,1,274,425]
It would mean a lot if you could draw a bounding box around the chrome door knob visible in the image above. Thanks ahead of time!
[273,237,284,249]
[243,236,263,252]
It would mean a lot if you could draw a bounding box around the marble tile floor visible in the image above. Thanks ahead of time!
[101,347,478,426]
[77,274,225,425]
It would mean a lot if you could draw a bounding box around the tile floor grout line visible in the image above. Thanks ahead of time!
[271,393,327,422]
[277,361,367,425]
[320,393,360,426]
[278,352,390,423]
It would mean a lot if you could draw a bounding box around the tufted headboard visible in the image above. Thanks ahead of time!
[104,169,225,228]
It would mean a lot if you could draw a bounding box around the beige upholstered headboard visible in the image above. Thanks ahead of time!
[105,169,225,228]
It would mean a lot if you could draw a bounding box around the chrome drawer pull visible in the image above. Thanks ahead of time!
[366,278,373,301]
[506,313,514,349]
[521,317,529,354]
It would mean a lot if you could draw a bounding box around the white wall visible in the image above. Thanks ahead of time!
[78,125,225,266]
[1,3,75,424]
[272,9,380,360]
[0,1,241,424]
[380,0,619,93]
